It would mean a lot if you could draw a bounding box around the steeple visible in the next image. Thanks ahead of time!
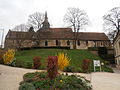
[45,11,48,20]
[42,11,50,30]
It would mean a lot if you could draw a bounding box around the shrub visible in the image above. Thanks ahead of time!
[58,53,70,71]
[15,60,24,67]
[98,47,108,56]
[26,62,32,69]
[33,79,52,89]
[47,56,58,79]
[3,49,15,64]
[77,67,83,73]
[33,56,41,69]
[19,83,36,90]
[82,59,91,73]
[0,49,5,64]
[64,66,75,72]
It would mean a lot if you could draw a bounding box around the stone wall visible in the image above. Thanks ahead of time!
[5,39,111,50]
[114,34,120,67]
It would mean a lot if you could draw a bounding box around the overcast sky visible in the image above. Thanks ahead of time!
[0,0,120,45]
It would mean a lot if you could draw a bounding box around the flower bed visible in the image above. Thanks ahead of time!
[19,72,92,90]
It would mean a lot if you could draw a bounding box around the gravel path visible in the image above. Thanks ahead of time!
[0,64,120,90]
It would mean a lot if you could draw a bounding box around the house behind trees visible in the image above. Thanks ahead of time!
[4,12,111,49]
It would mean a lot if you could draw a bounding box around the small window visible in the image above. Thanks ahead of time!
[45,41,48,46]
[101,42,103,46]
[94,41,96,47]
[77,40,80,46]
[56,40,58,46]
[86,41,88,46]
[67,40,70,45]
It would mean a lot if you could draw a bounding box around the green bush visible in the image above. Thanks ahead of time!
[103,66,114,73]
[33,79,52,89]
[19,83,36,90]
[98,47,108,56]
[64,66,76,72]
[77,67,83,73]
[26,62,32,69]
[15,60,24,68]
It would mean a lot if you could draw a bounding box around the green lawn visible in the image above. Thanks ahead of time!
[15,49,113,72]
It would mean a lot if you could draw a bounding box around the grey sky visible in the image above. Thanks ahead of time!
[0,0,120,45]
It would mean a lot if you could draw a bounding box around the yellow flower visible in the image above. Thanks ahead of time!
[3,49,15,64]
[58,53,70,71]
[60,80,62,83]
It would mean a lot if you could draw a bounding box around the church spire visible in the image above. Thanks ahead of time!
[41,11,50,30]
[45,11,48,20]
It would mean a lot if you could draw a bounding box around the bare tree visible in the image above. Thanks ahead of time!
[12,24,28,32]
[108,30,117,40]
[64,7,89,49]
[12,24,29,50]
[103,7,120,40]
[27,12,45,30]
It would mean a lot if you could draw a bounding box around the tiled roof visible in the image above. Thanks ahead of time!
[6,28,109,41]
[37,28,73,40]
[77,32,109,40]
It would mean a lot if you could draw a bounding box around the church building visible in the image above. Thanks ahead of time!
[4,12,111,49]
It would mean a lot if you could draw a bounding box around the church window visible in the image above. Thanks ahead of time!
[56,40,59,46]
[101,42,103,46]
[86,41,88,46]
[94,41,96,47]
[67,40,70,45]
[77,40,80,46]
[45,41,48,46]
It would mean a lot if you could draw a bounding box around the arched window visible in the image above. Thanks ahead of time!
[67,40,70,45]
[77,40,80,46]
[45,41,48,46]
[101,42,103,46]
[94,41,96,47]
[56,40,58,46]
[86,41,88,46]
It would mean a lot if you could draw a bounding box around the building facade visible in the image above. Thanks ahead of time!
[114,33,120,68]
[4,12,111,49]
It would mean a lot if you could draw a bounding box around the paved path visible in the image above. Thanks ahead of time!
[0,65,40,90]
[112,67,120,74]
[91,72,120,90]
[1,64,120,90]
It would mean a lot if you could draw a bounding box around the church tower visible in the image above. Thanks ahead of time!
[42,11,50,30]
